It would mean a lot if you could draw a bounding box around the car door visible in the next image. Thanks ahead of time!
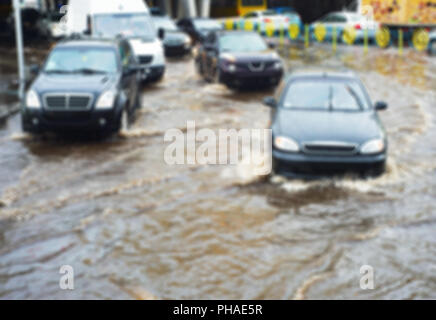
[203,33,218,80]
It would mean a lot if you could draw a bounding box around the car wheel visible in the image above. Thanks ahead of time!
[21,116,40,134]
[213,68,221,83]
[271,158,280,176]
[121,109,129,131]
[115,108,130,133]
[365,161,386,178]
[430,41,436,56]
[135,91,142,110]
[195,58,204,76]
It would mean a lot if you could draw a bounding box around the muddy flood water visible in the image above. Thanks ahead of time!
[0,42,435,299]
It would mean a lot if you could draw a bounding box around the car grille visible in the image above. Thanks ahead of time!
[303,142,357,156]
[44,94,93,110]
[236,61,274,72]
[138,55,153,64]
[248,61,265,72]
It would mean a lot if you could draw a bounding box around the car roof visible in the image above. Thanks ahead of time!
[288,69,358,81]
[328,11,361,18]
[55,38,120,49]
[215,30,259,37]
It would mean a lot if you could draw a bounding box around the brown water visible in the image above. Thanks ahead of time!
[0,43,435,299]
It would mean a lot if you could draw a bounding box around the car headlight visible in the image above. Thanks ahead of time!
[96,91,116,109]
[26,90,41,109]
[227,64,236,72]
[360,139,385,154]
[220,53,236,63]
[273,61,283,70]
[274,136,299,152]
[184,36,192,45]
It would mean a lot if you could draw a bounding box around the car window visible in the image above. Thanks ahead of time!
[152,17,178,32]
[44,47,118,74]
[263,10,279,17]
[244,12,257,18]
[219,33,267,53]
[282,79,370,111]
[192,19,222,30]
[93,13,156,40]
[325,14,347,23]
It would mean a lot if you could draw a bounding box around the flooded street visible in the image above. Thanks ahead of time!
[0,42,435,299]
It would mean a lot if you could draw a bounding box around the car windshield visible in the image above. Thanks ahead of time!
[44,47,118,74]
[193,19,222,30]
[94,13,155,40]
[283,79,370,111]
[263,10,279,16]
[152,17,178,32]
[219,33,268,53]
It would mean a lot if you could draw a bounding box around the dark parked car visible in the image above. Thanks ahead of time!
[195,31,284,89]
[150,7,165,17]
[177,17,223,43]
[265,71,388,177]
[429,30,436,56]
[22,38,142,135]
[152,16,192,57]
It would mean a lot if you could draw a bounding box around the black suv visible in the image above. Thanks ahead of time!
[195,31,284,89]
[22,38,142,135]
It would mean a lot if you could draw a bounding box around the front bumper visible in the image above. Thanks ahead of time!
[220,68,283,87]
[273,149,387,177]
[164,44,191,57]
[142,65,165,81]
[21,107,120,133]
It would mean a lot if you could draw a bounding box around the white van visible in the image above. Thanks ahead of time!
[66,0,166,82]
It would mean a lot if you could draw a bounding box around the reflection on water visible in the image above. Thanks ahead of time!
[0,43,435,299]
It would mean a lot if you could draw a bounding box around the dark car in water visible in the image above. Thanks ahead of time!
[177,18,223,43]
[22,38,142,135]
[195,31,284,89]
[265,71,388,177]
[152,16,192,57]
[429,30,436,56]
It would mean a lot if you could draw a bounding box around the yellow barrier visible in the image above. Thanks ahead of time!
[399,29,403,55]
[314,24,326,42]
[224,20,430,54]
[332,27,337,53]
[343,26,356,45]
[304,24,309,48]
[364,28,368,54]
[412,29,430,52]
[225,19,234,30]
[376,27,390,48]
[244,20,254,31]
[265,23,275,37]
[289,24,299,40]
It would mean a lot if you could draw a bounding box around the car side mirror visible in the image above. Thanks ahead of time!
[158,28,165,40]
[29,64,40,75]
[267,41,276,49]
[123,65,140,76]
[375,101,388,111]
[204,44,215,52]
[263,97,277,108]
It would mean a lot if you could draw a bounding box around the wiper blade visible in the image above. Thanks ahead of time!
[345,85,365,111]
[44,69,71,74]
[72,68,107,75]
